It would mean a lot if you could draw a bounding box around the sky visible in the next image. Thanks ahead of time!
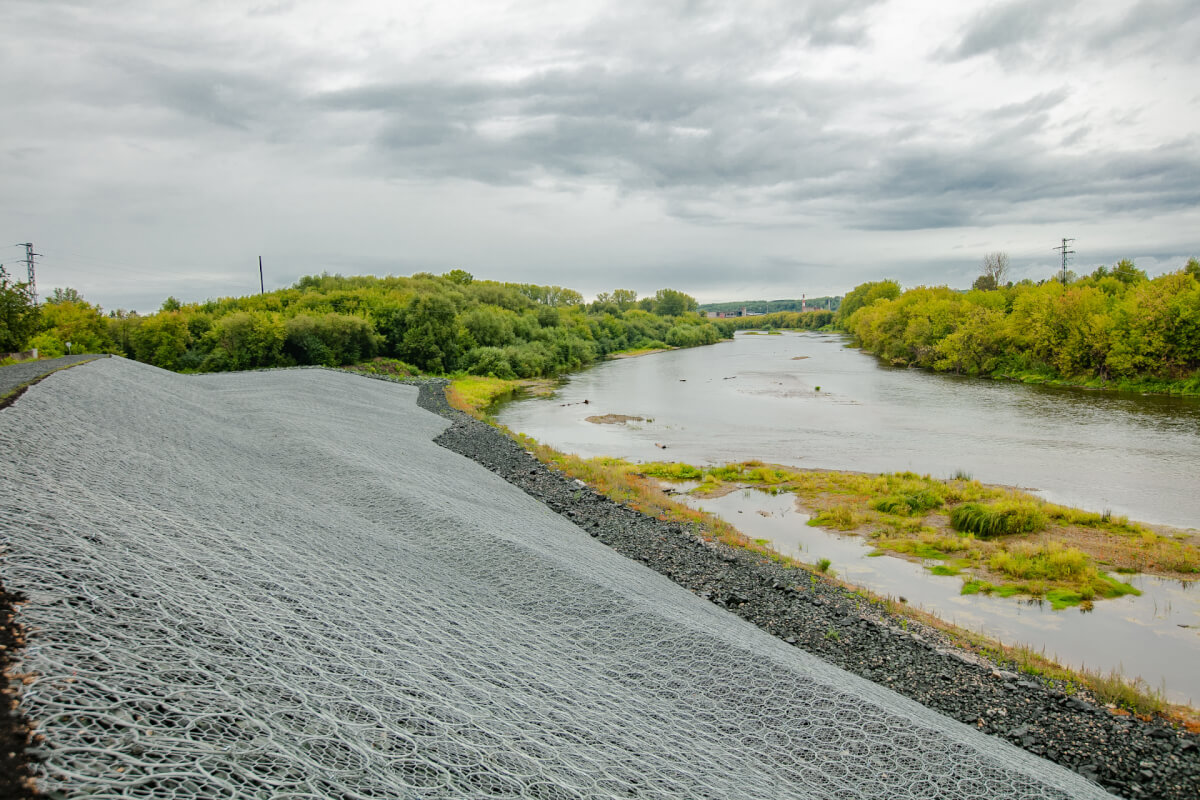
[3,0,1199,312]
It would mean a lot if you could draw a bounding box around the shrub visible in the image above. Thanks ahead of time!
[463,346,516,379]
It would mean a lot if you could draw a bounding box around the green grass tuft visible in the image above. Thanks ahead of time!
[871,490,944,516]
[950,501,1048,537]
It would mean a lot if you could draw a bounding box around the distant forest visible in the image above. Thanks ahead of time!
[699,296,842,313]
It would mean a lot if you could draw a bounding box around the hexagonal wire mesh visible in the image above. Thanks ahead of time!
[0,360,1115,799]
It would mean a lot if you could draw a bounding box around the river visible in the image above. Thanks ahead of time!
[498,331,1200,529]
[496,331,1200,704]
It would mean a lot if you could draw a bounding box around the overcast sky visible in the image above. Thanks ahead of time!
[4,0,1199,311]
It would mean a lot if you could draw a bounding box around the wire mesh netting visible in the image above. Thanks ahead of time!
[0,359,1115,799]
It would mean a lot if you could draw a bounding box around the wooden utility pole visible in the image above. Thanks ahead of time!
[259,256,264,295]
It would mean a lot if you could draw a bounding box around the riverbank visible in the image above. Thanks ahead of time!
[863,350,1200,398]
[608,346,676,358]
[424,379,1200,799]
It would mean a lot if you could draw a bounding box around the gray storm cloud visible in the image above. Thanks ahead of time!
[2,0,1198,309]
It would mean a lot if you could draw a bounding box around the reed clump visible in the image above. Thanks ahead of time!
[871,489,943,516]
[950,501,1048,537]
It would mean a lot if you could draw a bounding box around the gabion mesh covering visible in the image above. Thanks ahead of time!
[0,359,1115,799]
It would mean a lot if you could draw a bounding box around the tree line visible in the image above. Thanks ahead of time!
[837,258,1200,393]
[7,271,735,379]
[699,296,842,314]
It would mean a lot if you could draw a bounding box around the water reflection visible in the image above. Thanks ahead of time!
[677,487,1200,706]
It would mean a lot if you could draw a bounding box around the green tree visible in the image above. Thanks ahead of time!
[612,288,638,310]
[461,307,516,348]
[1111,259,1146,285]
[46,287,84,305]
[395,294,460,373]
[36,297,114,354]
[284,313,378,366]
[0,266,39,352]
[106,309,140,356]
[131,312,192,370]
[1183,257,1200,281]
[653,288,698,316]
[443,269,474,285]
[835,280,901,327]
[203,311,286,371]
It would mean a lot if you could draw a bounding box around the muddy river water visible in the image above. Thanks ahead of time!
[496,331,1200,704]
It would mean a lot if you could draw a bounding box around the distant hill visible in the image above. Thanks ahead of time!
[699,296,841,313]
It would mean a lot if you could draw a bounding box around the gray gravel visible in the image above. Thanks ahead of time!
[416,380,1200,800]
[0,354,108,400]
[0,359,1127,799]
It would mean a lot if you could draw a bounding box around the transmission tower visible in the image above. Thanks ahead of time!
[14,242,40,303]
[1052,237,1075,285]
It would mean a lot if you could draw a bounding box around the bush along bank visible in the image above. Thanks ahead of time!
[406,378,1200,800]
[837,266,1200,396]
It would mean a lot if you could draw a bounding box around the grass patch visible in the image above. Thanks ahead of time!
[873,491,945,515]
[950,501,1048,537]
[446,376,524,417]
[1045,588,1084,610]
[871,490,943,516]
[639,462,706,481]
[961,578,990,596]
[811,505,861,530]
[989,541,1090,581]
[929,564,961,576]
[608,345,673,358]
[1082,668,1167,716]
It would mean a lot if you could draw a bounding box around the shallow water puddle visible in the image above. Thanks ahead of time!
[677,487,1200,706]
